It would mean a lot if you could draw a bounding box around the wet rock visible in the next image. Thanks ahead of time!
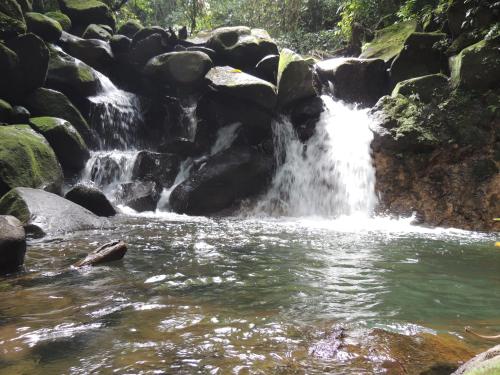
[159,137,199,158]
[0,125,63,198]
[88,155,120,186]
[117,19,142,38]
[290,96,325,142]
[131,151,180,189]
[389,32,448,87]
[0,0,26,41]
[129,33,167,67]
[317,57,388,107]
[170,145,273,215]
[0,215,26,273]
[65,184,116,217]
[0,42,22,101]
[206,66,277,110]
[0,187,106,237]
[44,11,71,31]
[118,181,161,212]
[277,49,316,109]
[58,0,115,32]
[360,20,417,63]
[74,240,127,267]
[144,51,213,92]
[450,39,500,91]
[25,12,62,42]
[11,106,30,124]
[0,99,13,124]
[255,54,279,84]
[29,117,90,172]
[23,88,94,147]
[82,23,112,41]
[392,74,449,103]
[453,344,500,374]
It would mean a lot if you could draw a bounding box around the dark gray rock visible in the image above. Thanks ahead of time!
[83,23,112,41]
[117,181,161,212]
[25,11,62,42]
[117,20,142,38]
[255,54,279,84]
[65,184,116,217]
[0,215,26,273]
[11,106,30,123]
[131,151,180,189]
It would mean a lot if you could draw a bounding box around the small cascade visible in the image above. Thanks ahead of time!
[179,99,198,141]
[254,95,377,218]
[210,122,241,155]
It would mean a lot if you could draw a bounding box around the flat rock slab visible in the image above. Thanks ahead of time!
[0,187,108,237]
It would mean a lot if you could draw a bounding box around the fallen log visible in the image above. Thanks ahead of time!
[73,240,127,268]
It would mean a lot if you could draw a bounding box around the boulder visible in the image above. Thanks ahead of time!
[0,125,63,197]
[25,11,62,42]
[144,51,212,92]
[0,215,26,273]
[131,151,180,189]
[88,154,120,186]
[389,32,448,87]
[0,42,22,101]
[0,0,26,41]
[205,66,277,110]
[290,96,325,142]
[117,19,142,38]
[82,23,111,41]
[8,33,49,95]
[207,26,278,70]
[117,181,161,212]
[65,184,116,217]
[110,34,131,56]
[255,54,279,84]
[0,187,106,237]
[23,87,94,146]
[11,106,30,123]
[450,39,500,91]
[58,0,115,31]
[45,11,71,31]
[129,33,167,67]
[453,344,500,374]
[447,0,466,37]
[170,145,273,215]
[317,57,388,107]
[46,45,100,97]
[392,74,449,103]
[187,46,216,61]
[131,26,170,46]
[277,49,316,108]
[360,20,418,62]
[0,99,13,123]
[29,116,90,172]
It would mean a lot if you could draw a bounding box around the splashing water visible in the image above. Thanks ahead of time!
[254,95,377,218]
[210,122,241,156]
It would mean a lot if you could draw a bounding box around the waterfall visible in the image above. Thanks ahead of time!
[254,95,377,218]
[210,122,241,156]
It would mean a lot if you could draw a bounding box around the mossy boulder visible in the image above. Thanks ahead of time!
[389,32,448,87]
[392,73,450,103]
[117,19,142,38]
[58,0,115,31]
[360,20,418,63]
[0,187,105,237]
[23,88,94,146]
[30,116,90,172]
[144,51,213,92]
[277,48,316,108]
[0,0,26,41]
[45,11,71,31]
[25,12,62,42]
[82,23,112,41]
[0,125,63,197]
[46,45,100,97]
[0,99,13,123]
[207,26,278,70]
[450,39,500,91]
[205,65,277,110]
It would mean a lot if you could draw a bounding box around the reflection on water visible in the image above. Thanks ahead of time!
[0,215,498,374]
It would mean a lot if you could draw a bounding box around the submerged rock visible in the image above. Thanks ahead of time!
[170,145,273,215]
[29,116,90,172]
[277,49,316,108]
[0,215,26,274]
[73,240,127,267]
[0,125,63,198]
[0,187,106,237]
[65,184,116,217]
[25,11,62,42]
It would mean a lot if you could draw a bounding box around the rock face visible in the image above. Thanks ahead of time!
[0,215,26,273]
[206,66,277,110]
[25,12,62,42]
[316,57,388,107]
[29,116,90,172]
[453,344,500,374]
[170,146,273,215]
[0,187,106,237]
[277,49,316,108]
[0,125,63,198]
[65,184,116,217]
[450,39,500,91]
[58,0,115,31]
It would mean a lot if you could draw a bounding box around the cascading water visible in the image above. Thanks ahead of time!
[254,94,377,218]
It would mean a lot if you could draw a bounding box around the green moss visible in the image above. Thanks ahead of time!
[0,0,26,39]
[30,116,86,147]
[25,12,62,42]
[0,125,63,197]
[0,189,30,223]
[392,74,449,102]
[61,0,107,11]
[45,11,71,31]
[360,20,417,62]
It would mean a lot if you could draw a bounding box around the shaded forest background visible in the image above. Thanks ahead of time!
[32,0,453,54]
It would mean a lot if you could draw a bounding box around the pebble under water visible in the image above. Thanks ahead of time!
[0,214,498,374]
